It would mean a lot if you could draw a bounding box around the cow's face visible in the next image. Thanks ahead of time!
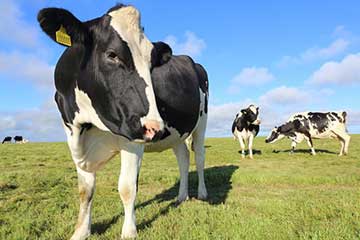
[242,105,261,125]
[265,127,285,143]
[38,5,164,141]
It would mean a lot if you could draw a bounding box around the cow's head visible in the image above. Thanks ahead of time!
[37,4,164,141]
[241,105,261,125]
[265,127,285,143]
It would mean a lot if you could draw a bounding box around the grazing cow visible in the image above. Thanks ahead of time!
[265,111,350,156]
[14,136,23,143]
[232,105,261,159]
[2,136,12,144]
[38,4,208,239]
[14,136,29,144]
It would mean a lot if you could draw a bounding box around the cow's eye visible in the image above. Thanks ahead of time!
[106,51,125,67]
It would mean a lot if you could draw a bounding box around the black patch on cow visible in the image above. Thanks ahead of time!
[14,136,23,142]
[308,112,329,133]
[151,55,205,136]
[151,42,172,69]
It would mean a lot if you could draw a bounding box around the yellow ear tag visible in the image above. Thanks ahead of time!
[56,25,72,47]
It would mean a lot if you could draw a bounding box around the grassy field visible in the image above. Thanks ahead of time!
[1,135,360,240]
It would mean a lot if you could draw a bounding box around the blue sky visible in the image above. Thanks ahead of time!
[0,0,359,141]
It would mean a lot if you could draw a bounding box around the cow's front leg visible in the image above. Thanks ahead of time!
[71,167,95,240]
[237,135,246,159]
[119,144,144,239]
[173,143,189,203]
[306,137,316,155]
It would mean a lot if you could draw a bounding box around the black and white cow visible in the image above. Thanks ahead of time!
[232,105,261,159]
[2,136,12,144]
[14,136,29,144]
[265,111,351,156]
[38,4,208,239]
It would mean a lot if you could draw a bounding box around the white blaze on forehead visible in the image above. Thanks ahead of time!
[108,6,163,130]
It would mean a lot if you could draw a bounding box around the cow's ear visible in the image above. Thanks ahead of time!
[241,109,247,114]
[151,41,172,68]
[37,8,89,47]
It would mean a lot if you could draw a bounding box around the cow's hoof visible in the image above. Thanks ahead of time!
[177,194,189,204]
[121,226,137,239]
[198,189,208,200]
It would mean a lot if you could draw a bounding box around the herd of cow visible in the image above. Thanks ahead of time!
[33,4,351,239]
[231,105,350,158]
[1,136,28,144]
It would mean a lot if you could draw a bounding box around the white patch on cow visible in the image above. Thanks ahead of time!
[73,87,110,132]
[108,6,163,130]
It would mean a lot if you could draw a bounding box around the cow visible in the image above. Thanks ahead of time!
[14,136,29,144]
[265,111,350,156]
[2,136,12,144]
[232,105,261,159]
[37,4,208,239]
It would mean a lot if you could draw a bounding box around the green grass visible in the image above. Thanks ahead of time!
[1,136,360,240]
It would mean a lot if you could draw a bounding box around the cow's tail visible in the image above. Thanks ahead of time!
[341,111,347,123]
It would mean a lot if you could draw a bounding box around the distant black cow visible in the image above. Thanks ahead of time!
[14,136,28,144]
[2,136,12,144]
[232,105,261,159]
[14,136,23,143]
[265,111,350,156]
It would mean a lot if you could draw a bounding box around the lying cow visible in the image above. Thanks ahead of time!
[232,105,261,159]
[265,111,350,156]
[2,136,12,144]
[38,4,208,239]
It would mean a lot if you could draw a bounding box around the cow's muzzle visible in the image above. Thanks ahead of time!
[252,119,261,125]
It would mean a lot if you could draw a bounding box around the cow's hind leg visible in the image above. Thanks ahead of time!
[71,167,95,240]
[248,133,255,159]
[291,141,297,154]
[192,114,208,200]
[173,143,190,203]
[119,144,144,239]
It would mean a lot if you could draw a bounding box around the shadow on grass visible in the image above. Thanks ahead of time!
[272,148,337,155]
[237,149,262,155]
[137,165,238,230]
[91,165,238,234]
[92,214,121,235]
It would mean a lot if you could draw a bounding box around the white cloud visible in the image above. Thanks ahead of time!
[277,38,349,67]
[259,86,310,105]
[0,0,38,48]
[0,100,65,142]
[164,31,206,57]
[307,53,360,85]
[0,51,55,89]
[228,67,274,93]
